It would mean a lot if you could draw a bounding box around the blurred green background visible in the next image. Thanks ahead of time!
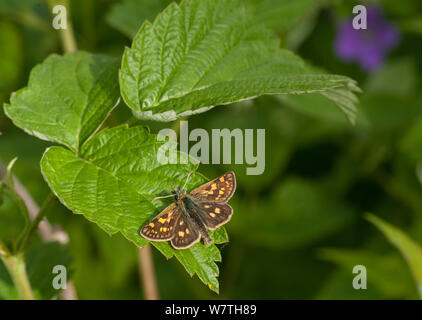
[1,0,422,299]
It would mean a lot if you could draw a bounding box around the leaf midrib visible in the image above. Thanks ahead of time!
[146,74,353,114]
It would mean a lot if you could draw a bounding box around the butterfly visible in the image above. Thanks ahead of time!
[140,171,236,249]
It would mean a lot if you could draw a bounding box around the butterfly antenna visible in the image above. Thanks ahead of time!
[183,171,194,190]
[151,194,174,201]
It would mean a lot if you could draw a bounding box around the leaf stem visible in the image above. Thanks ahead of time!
[1,253,35,300]
[18,193,56,252]
[138,245,160,300]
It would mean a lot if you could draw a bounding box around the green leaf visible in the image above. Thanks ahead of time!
[106,0,173,38]
[4,51,120,153]
[106,0,322,49]
[365,213,422,298]
[0,188,26,249]
[106,0,321,42]
[41,125,228,292]
[120,0,360,123]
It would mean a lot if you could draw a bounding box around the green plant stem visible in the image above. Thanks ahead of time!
[60,18,77,53]
[0,242,10,257]
[1,253,35,300]
[138,245,159,300]
[19,193,56,252]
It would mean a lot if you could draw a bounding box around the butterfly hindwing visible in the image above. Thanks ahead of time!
[196,202,233,230]
[171,213,200,249]
[190,171,236,202]
[141,203,180,241]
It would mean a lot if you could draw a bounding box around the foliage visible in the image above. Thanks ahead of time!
[365,213,422,297]
[5,52,120,153]
[0,242,72,299]
[0,0,421,299]
[119,0,359,122]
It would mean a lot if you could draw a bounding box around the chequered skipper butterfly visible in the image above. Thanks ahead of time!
[140,171,236,249]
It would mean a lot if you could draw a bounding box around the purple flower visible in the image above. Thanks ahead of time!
[334,6,400,72]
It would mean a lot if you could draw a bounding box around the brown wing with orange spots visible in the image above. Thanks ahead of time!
[196,202,233,230]
[140,203,180,241]
[170,213,200,249]
[190,171,236,203]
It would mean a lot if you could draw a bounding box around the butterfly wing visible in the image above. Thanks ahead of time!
[190,171,236,203]
[140,203,181,241]
[171,213,200,249]
[195,202,233,230]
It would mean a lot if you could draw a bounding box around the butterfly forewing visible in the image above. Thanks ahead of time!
[141,203,180,241]
[171,213,200,249]
[195,202,233,230]
[190,171,236,203]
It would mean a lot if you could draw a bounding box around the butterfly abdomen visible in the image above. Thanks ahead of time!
[181,196,213,245]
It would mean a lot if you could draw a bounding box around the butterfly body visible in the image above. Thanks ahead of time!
[141,172,236,249]
[174,189,213,245]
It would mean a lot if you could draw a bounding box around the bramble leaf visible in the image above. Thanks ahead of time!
[4,51,120,153]
[41,125,228,292]
[120,0,360,123]
[365,213,422,298]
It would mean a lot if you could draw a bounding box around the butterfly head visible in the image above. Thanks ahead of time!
[172,186,186,200]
